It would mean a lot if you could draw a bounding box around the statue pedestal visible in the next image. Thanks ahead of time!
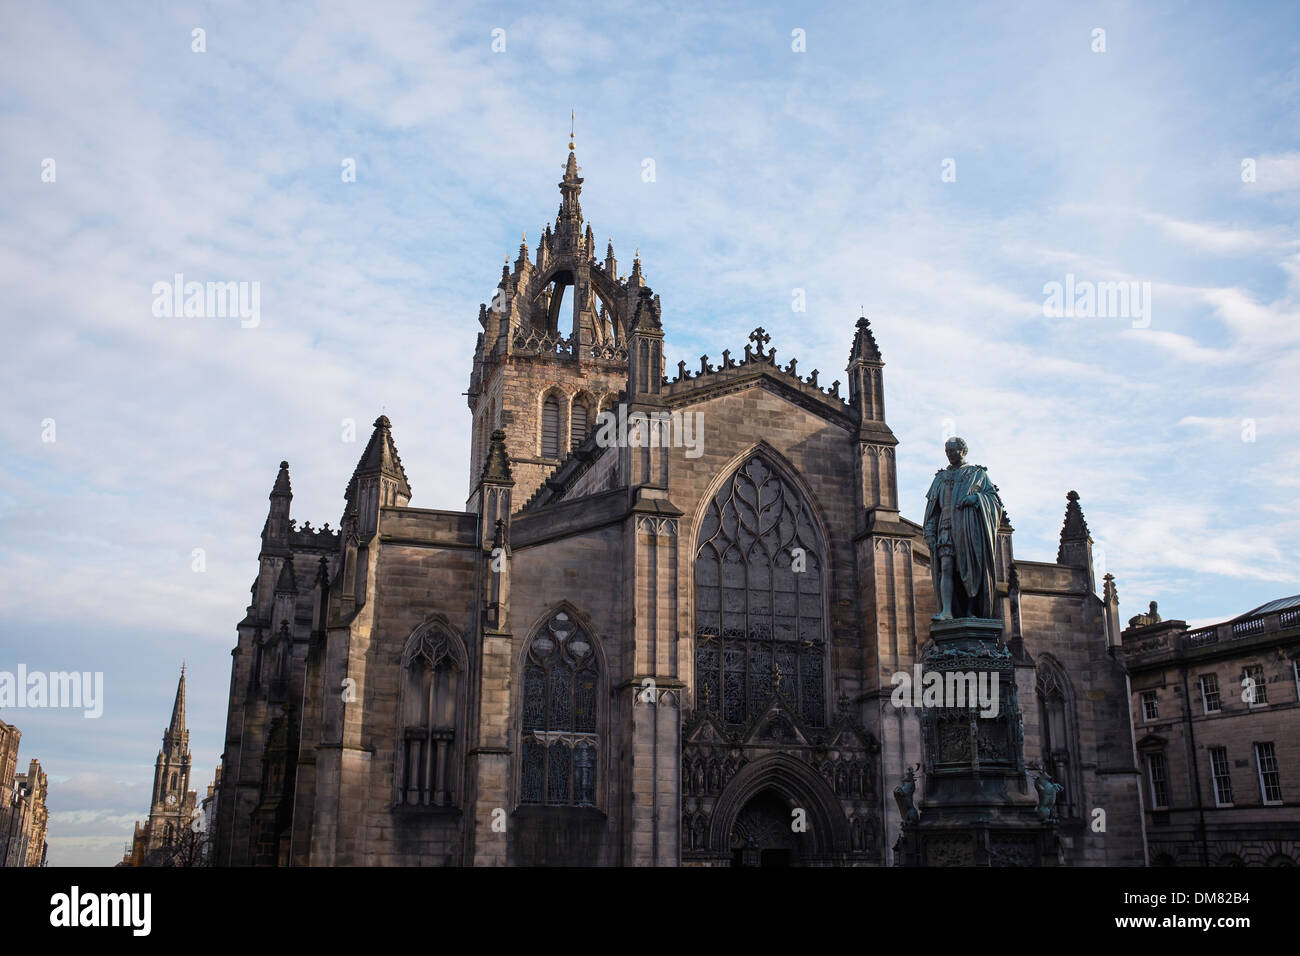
[894,618,1060,867]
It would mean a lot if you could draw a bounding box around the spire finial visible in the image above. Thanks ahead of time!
[569,109,575,150]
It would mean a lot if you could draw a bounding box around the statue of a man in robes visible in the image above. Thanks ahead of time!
[923,437,1005,621]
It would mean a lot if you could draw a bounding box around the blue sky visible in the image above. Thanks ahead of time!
[0,1,1297,865]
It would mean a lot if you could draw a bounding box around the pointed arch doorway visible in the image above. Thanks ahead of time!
[728,789,803,867]
[708,753,850,867]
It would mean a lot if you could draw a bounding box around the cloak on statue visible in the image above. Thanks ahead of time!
[923,464,1004,620]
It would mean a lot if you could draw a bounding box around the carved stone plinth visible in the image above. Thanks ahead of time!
[894,618,1060,866]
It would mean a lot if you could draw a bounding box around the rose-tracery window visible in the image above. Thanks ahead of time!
[520,611,599,806]
[694,455,826,727]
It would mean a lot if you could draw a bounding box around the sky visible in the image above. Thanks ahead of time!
[0,0,1297,866]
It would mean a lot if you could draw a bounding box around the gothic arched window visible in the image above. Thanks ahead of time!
[694,455,827,727]
[396,626,465,807]
[1037,660,1079,818]
[520,610,599,806]
[541,395,561,459]
[570,400,589,450]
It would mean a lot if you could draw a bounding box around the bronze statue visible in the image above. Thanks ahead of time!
[923,437,1005,620]
[1032,767,1064,823]
[893,764,920,824]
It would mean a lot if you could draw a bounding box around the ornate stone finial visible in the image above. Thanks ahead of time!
[270,460,292,499]
[374,415,391,430]
[482,428,513,482]
[699,355,713,375]
[569,109,575,151]
[748,327,771,359]
[1057,489,1092,563]
[850,314,883,363]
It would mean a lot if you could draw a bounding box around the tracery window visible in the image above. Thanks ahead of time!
[694,455,826,727]
[520,610,599,806]
[396,627,463,807]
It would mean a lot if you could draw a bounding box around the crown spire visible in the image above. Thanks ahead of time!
[556,113,584,241]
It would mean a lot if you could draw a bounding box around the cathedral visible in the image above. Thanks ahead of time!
[211,139,1148,866]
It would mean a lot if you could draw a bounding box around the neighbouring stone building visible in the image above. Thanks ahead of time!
[0,719,48,867]
[122,667,199,866]
[211,140,1147,866]
[1124,595,1300,866]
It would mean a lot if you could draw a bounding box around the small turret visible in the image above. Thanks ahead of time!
[628,288,665,399]
[1057,490,1095,591]
[604,237,618,279]
[845,315,898,511]
[262,461,293,547]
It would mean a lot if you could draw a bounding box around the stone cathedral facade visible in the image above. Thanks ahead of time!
[212,143,1148,866]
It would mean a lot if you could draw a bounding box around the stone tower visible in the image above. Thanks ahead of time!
[144,667,197,854]
[466,133,651,506]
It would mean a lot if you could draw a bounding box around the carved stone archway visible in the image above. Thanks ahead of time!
[708,753,850,866]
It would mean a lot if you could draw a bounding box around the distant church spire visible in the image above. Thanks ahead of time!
[167,665,186,741]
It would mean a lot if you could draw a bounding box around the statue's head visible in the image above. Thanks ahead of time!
[944,436,968,466]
